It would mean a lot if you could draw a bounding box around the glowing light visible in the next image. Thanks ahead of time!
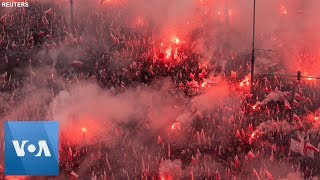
[307,77,316,81]
[281,5,288,15]
[248,132,257,145]
[136,17,144,26]
[252,105,257,110]
[217,11,221,16]
[239,76,250,88]
[251,132,256,139]
[315,117,319,121]
[82,127,87,133]
[5,177,28,180]
[102,0,111,3]
[228,10,232,16]
[201,82,207,88]
[172,36,180,44]
[165,48,172,59]
[171,122,181,131]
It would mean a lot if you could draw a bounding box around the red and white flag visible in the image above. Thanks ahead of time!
[253,168,261,180]
[294,93,303,101]
[189,73,195,80]
[269,149,274,162]
[225,167,231,180]
[0,14,7,22]
[70,171,79,179]
[265,169,274,180]
[231,71,237,79]
[45,8,53,15]
[293,99,299,107]
[247,150,255,159]
[290,137,319,158]
[233,155,240,168]
[72,60,83,68]
[68,147,72,160]
[191,155,198,166]
[293,114,300,122]
[290,138,300,153]
[284,99,291,110]
[304,142,319,158]
[0,71,7,80]
[190,169,194,180]
[157,135,163,144]
[215,170,221,180]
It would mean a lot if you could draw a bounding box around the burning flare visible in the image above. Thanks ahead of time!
[280,5,288,15]
[171,122,181,131]
[172,36,180,44]
[239,76,250,88]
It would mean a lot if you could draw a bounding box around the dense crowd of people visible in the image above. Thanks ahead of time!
[0,1,320,179]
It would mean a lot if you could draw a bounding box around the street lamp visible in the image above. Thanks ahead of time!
[250,0,256,94]
[70,0,74,31]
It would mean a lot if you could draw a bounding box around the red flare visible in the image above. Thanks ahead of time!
[280,5,288,15]
[252,105,257,110]
[201,82,207,88]
[251,132,256,139]
[171,122,181,131]
[172,36,180,44]
[239,76,250,88]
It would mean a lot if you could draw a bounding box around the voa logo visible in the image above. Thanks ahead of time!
[5,121,59,176]
[12,140,51,157]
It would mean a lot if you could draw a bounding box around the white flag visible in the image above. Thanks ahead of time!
[306,150,314,159]
[290,138,299,153]
[71,171,79,178]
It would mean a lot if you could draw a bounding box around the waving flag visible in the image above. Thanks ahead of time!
[157,135,163,144]
[72,60,83,68]
[265,168,274,180]
[247,150,255,159]
[290,138,299,153]
[304,142,319,159]
[293,114,301,123]
[70,171,79,178]
[284,99,291,110]
[253,168,261,180]
[45,8,53,15]
[290,137,319,158]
